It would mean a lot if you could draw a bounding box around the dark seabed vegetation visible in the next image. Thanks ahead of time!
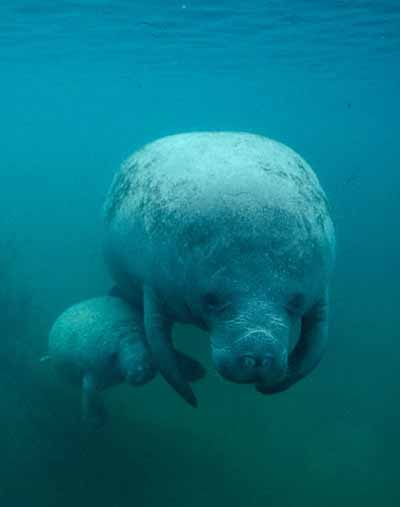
[0,1,399,506]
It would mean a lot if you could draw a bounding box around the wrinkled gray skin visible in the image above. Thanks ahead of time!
[48,296,204,426]
[103,132,336,407]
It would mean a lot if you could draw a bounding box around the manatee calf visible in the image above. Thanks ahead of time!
[48,296,204,425]
[103,132,335,406]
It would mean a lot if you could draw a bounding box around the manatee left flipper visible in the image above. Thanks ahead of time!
[143,285,197,407]
[82,374,107,428]
[259,292,329,394]
[175,351,206,383]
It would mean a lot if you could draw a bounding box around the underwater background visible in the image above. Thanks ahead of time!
[1,1,399,506]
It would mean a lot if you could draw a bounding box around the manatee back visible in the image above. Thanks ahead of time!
[105,132,324,227]
[103,132,335,296]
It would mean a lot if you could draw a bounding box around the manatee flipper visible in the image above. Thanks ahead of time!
[260,292,329,394]
[82,374,107,428]
[143,285,197,407]
[175,351,206,383]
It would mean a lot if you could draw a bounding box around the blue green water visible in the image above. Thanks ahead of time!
[1,1,399,506]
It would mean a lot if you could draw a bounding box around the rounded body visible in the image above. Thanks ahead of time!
[49,296,155,389]
[103,132,335,393]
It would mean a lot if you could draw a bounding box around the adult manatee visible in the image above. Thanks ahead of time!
[103,132,335,407]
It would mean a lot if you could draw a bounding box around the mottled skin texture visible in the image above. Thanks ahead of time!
[103,132,335,406]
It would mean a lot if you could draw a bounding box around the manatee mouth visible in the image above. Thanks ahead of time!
[256,379,287,395]
[212,337,288,389]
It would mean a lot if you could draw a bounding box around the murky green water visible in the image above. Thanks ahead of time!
[1,2,399,506]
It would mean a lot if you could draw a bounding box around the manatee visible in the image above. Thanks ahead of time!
[103,132,335,406]
[48,295,204,426]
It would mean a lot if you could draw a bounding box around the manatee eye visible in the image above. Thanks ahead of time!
[286,293,305,315]
[202,292,230,314]
[108,351,119,367]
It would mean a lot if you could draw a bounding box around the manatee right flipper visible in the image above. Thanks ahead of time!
[82,374,107,428]
[176,351,206,383]
[143,285,197,407]
[258,292,329,394]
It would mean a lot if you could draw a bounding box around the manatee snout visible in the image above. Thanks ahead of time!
[125,361,156,386]
[211,330,288,390]
[121,344,156,386]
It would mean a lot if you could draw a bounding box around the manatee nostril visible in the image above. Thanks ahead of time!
[241,355,257,369]
[239,354,275,369]
[261,355,274,368]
